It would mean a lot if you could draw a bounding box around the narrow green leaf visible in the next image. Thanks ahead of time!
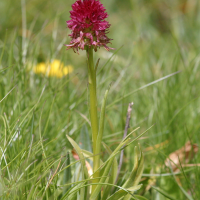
[178,184,194,200]
[106,189,128,200]
[152,186,177,200]
[66,135,89,200]
[61,182,85,200]
[63,152,72,196]
[107,71,180,108]
[0,67,9,73]
[125,125,154,149]
[106,185,142,200]
[121,127,140,144]
[98,137,133,179]
[43,96,55,136]
[30,112,34,137]
[131,195,149,200]
[82,149,93,158]
[123,145,144,200]
[66,135,89,179]
[97,45,123,75]
[96,87,110,154]
[102,142,118,199]
[103,142,118,182]
[82,149,103,166]
[0,29,8,65]
[80,124,92,153]
[123,146,139,188]
[90,153,118,200]
[39,102,48,165]
[169,161,194,200]
[61,183,140,200]
[0,85,16,104]
[89,135,133,199]
[132,151,144,187]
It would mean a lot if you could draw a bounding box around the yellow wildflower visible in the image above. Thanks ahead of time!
[33,59,73,78]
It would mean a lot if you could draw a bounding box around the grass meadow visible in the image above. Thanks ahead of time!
[0,0,200,199]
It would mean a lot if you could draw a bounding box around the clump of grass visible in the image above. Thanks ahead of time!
[0,0,200,199]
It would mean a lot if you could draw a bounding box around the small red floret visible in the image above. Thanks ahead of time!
[66,0,113,53]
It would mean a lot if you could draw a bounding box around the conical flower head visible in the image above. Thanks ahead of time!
[66,0,113,53]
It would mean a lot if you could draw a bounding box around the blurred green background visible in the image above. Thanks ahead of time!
[0,0,200,199]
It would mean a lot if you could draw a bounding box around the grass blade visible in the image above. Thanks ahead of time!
[66,135,89,200]
[106,185,142,200]
[152,186,176,200]
[63,152,72,196]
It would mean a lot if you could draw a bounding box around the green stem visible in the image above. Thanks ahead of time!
[86,47,99,192]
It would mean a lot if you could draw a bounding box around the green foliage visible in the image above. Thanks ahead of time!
[66,134,144,200]
[0,0,200,199]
